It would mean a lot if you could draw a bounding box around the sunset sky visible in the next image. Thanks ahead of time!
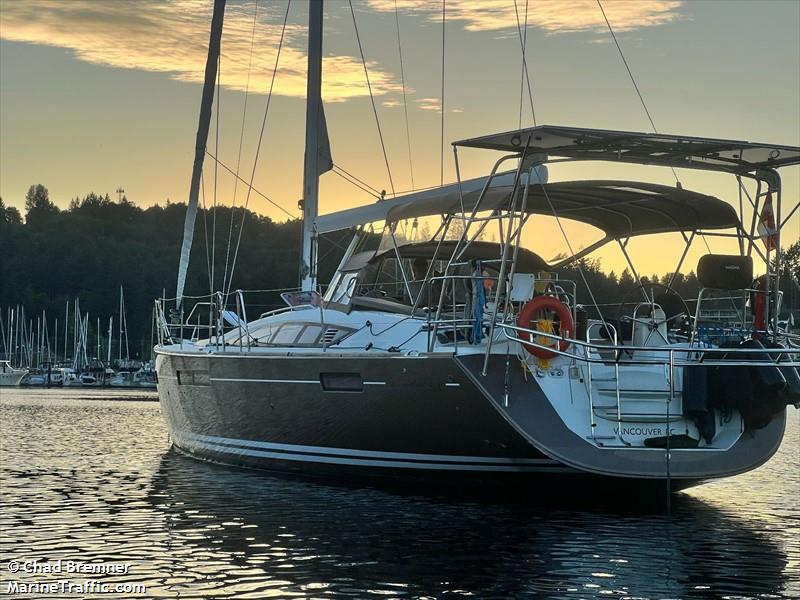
[1,0,798,275]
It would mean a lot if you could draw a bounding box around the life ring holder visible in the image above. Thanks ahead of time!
[516,295,574,359]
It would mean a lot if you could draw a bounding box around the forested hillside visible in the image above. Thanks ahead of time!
[0,185,349,358]
[1,184,798,359]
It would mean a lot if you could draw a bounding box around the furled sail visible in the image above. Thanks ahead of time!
[175,0,226,311]
[317,99,333,176]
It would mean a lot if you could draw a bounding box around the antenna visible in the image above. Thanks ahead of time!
[116,187,125,202]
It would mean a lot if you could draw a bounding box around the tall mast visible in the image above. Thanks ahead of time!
[107,317,113,364]
[119,286,123,362]
[175,0,227,310]
[6,308,11,361]
[63,300,69,362]
[300,0,325,291]
[122,288,130,361]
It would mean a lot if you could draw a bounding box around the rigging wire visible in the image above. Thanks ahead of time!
[332,166,382,199]
[440,0,446,187]
[596,0,679,184]
[518,0,529,128]
[394,0,415,191]
[317,230,354,266]
[222,0,260,299]
[539,181,610,326]
[200,171,214,293]
[348,0,396,197]
[513,0,536,126]
[225,0,292,298]
[206,150,294,218]
[333,163,383,197]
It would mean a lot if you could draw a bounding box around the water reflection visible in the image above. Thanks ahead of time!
[149,450,790,599]
[1,391,796,599]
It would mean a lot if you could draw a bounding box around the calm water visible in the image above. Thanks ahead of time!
[1,388,798,599]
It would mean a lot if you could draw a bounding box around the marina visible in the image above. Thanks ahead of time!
[1,289,157,389]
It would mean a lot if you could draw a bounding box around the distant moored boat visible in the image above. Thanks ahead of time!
[0,360,27,387]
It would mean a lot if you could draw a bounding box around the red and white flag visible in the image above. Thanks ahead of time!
[757,192,778,251]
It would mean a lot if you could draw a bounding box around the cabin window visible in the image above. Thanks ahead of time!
[248,323,278,344]
[320,372,364,392]
[297,325,323,345]
[239,321,356,347]
[272,323,303,345]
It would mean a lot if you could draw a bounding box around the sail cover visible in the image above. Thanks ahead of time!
[316,177,740,239]
[315,169,541,233]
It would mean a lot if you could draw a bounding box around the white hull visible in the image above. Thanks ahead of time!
[0,370,27,387]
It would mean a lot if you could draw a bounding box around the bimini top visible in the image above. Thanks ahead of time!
[316,174,740,239]
[455,125,800,174]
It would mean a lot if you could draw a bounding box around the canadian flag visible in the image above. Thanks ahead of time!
[757,192,778,251]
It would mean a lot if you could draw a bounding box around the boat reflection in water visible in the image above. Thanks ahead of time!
[149,449,791,599]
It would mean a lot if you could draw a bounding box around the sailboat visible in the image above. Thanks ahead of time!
[0,360,27,387]
[154,0,799,489]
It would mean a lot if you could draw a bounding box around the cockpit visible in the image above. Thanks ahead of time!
[324,240,549,314]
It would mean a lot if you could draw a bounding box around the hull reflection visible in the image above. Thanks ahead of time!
[149,449,789,599]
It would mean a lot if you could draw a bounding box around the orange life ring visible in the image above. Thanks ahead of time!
[517,296,574,359]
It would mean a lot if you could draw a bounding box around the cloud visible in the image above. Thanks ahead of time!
[0,0,681,102]
[416,97,441,111]
[415,98,462,113]
[367,0,683,34]
[0,0,400,102]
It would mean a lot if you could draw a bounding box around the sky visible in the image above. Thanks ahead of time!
[1,0,798,276]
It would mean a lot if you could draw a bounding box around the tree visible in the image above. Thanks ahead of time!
[618,268,636,292]
[24,184,58,226]
[772,242,800,284]
[771,242,800,317]
[0,198,23,227]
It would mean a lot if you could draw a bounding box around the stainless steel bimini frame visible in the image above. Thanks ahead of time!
[447,125,799,344]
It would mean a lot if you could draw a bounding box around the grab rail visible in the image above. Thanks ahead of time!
[499,322,800,368]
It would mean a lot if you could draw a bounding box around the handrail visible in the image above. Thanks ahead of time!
[499,322,800,367]
[235,289,251,352]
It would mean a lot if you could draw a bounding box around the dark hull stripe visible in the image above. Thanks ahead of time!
[208,377,388,386]
[175,432,571,472]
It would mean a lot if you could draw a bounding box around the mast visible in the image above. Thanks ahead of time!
[7,309,12,366]
[123,292,130,361]
[64,300,69,363]
[119,286,123,362]
[175,0,227,311]
[107,317,113,364]
[300,0,325,291]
